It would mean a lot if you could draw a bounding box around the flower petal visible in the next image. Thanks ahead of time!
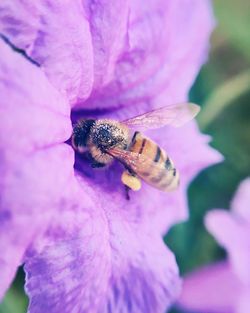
[238,288,250,313]
[0,40,73,297]
[83,0,215,109]
[178,261,242,313]
[24,175,181,313]
[205,207,250,284]
[0,0,214,110]
[82,0,129,92]
[231,178,250,223]
[0,144,75,299]
[0,40,71,153]
[179,179,250,313]
[0,0,94,105]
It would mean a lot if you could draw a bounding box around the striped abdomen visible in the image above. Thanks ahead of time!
[128,132,179,191]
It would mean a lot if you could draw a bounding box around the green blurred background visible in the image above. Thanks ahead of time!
[1,0,250,312]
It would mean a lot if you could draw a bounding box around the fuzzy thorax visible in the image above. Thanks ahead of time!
[88,119,129,165]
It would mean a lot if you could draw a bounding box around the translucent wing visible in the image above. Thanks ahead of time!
[108,147,155,173]
[122,102,200,131]
[108,147,179,192]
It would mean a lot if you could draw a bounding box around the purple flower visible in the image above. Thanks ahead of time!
[0,1,221,312]
[179,178,250,313]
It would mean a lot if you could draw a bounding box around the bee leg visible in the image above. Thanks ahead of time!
[91,161,106,168]
[121,170,141,201]
[125,185,131,201]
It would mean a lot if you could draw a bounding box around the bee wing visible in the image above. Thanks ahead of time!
[108,147,179,191]
[122,102,200,131]
[108,147,169,174]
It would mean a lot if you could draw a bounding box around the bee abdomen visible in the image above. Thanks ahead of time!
[150,153,179,191]
[142,146,179,191]
[158,165,179,191]
[154,146,162,162]
[129,132,179,192]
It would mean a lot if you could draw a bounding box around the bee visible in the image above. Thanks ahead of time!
[72,103,200,198]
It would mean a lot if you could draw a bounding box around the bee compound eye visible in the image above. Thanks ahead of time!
[71,135,78,150]
[73,119,95,148]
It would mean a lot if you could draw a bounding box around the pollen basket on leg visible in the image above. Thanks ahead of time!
[121,170,141,191]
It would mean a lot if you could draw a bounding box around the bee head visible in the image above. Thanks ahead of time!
[91,122,128,151]
[72,119,95,151]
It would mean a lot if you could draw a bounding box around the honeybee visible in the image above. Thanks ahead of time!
[72,103,200,198]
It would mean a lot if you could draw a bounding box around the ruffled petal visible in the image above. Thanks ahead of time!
[178,261,242,313]
[82,0,129,91]
[24,175,181,313]
[83,0,215,109]
[0,144,74,299]
[0,40,73,297]
[0,0,214,111]
[0,40,71,153]
[0,0,94,105]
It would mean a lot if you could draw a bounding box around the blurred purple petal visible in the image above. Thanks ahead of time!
[206,210,250,283]
[25,175,181,313]
[231,178,250,222]
[0,41,73,297]
[179,261,241,313]
[239,289,250,313]
[205,184,250,285]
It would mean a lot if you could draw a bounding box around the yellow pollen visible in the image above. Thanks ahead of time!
[121,171,141,191]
